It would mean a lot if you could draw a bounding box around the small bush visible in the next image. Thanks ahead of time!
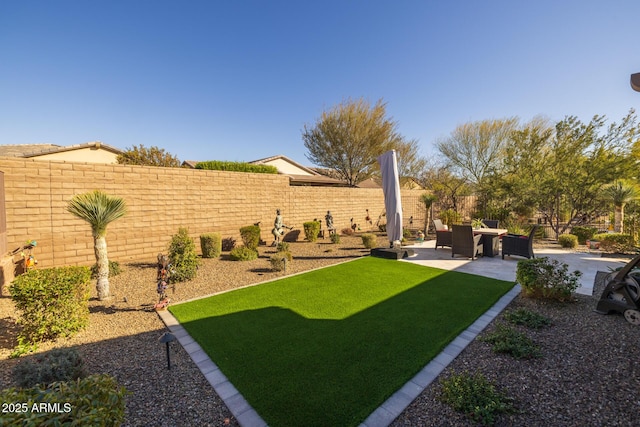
[200,233,222,258]
[303,221,321,242]
[516,256,581,302]
[222,237,236,251]
[90,260,121,278]
[229,246,258,261]
[570,226,598,244]
[330,233,341,244]
[276,241,290,252]
[592,233,635,253]
[439,370,516,426]
[9,266,91,348]
[558,234,578,248]
[440,209,462,228]
[503,308,551,329]
[341,227,354,236]
[194,160,278,174]
[240,225,261,250]
[269,251,292,271]
[481,323,542,359]
[13,348,87,388]
[0,374,128,426]
[403,228,412,238]
[168,228,199,282]
[361,233,377,249]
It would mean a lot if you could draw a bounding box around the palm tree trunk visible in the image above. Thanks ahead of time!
[94,234,111,300]
[614,205,624,233]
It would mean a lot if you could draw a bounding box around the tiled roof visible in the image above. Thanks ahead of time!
[0,144,61,157]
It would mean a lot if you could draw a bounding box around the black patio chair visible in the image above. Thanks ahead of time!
[433,219,452,250]
[502,225,540,259]
[482,219,499,228]
[451,225,483,260]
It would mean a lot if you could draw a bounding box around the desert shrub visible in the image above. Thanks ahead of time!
[13,348,87,388]
[90,260,121,278]
[194,160,278,174]
[592,233,635,253]
[330,233,341,244]
[168,228,199,282]
[361,233,377,249]
[303,221,321,242]
[269,251,293,271]
[516,257,581,301]
[0,374,128,426]
[570,226,598,244]
[10,266,91,349]
[200,233,222,258]
[481,323,542,359]
[558,234,578,248]
[222,237,236,251]
[503,308,551,329]
[276,241,290,252]
[240,225,261,250]
[341,227,354,236]
[439,370,515,426]
[229,246,258,261]
[402,228,412,238]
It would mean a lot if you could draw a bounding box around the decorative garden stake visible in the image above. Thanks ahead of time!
[159,332,176,369]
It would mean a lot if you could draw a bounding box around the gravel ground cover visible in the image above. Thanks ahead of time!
[1,234,639,426]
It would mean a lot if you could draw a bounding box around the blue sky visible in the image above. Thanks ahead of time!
[1,1,639,166]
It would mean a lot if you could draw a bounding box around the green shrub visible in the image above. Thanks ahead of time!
[195,161,278,174]
[570,226,598,244]
[168,228,199,282]
[90,260,121,278]
[330,233,341,244]
[229,245,258,261]
[440,209,462,228]
[0,374,128,426]
[276,241,290,252]
[481,323,542,359]
[592,233,635,253]
[9,267,91,347]
[200,233,222,258]
[516,257,581,301]
[558,234,578,248]
[361,233,377,249]
[303,221,321,242]
[240,225,261,250]
[439,370,516,426]
[13,348,87,388]
[269,251,292,271]
[503,308,551,329]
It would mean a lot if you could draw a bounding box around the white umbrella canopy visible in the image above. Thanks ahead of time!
[377,150,403,247]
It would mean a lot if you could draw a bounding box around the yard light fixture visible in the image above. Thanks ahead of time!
[159,332,176,369]
[632,73,640,92]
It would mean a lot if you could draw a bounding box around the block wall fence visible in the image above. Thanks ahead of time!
[0,157,427,268]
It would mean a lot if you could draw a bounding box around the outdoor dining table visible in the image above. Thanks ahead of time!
[472,228,508,257]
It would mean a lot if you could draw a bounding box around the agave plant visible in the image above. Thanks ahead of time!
[67,190,127,300]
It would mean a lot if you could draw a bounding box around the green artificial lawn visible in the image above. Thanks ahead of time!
[169,257,514,426]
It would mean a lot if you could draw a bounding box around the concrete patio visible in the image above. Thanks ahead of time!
[401,239,631,295]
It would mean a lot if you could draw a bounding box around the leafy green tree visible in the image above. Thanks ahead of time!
[117,144,181,167]
[67,191,127,300]
[302,98,407,186]
[394,138,427,186]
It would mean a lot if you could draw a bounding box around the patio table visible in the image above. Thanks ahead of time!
[472,228,508,257]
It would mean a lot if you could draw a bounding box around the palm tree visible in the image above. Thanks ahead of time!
[419,193,438,235]
[604,181,637,233]
[67,190,127,300]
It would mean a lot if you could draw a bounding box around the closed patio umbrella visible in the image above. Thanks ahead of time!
[377,150,403,247]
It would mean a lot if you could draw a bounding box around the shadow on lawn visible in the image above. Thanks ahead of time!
[176,269,513,427]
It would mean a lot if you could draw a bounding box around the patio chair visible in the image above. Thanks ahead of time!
[432,219,452,249]
[451,225,483,260]
[502,225,540,259]
[482,219,499,228]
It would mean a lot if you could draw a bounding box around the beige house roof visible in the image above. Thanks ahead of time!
[0,142,123,164]
[250,155,350,186]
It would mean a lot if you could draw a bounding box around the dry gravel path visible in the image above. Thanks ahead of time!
[1,235,639,426]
